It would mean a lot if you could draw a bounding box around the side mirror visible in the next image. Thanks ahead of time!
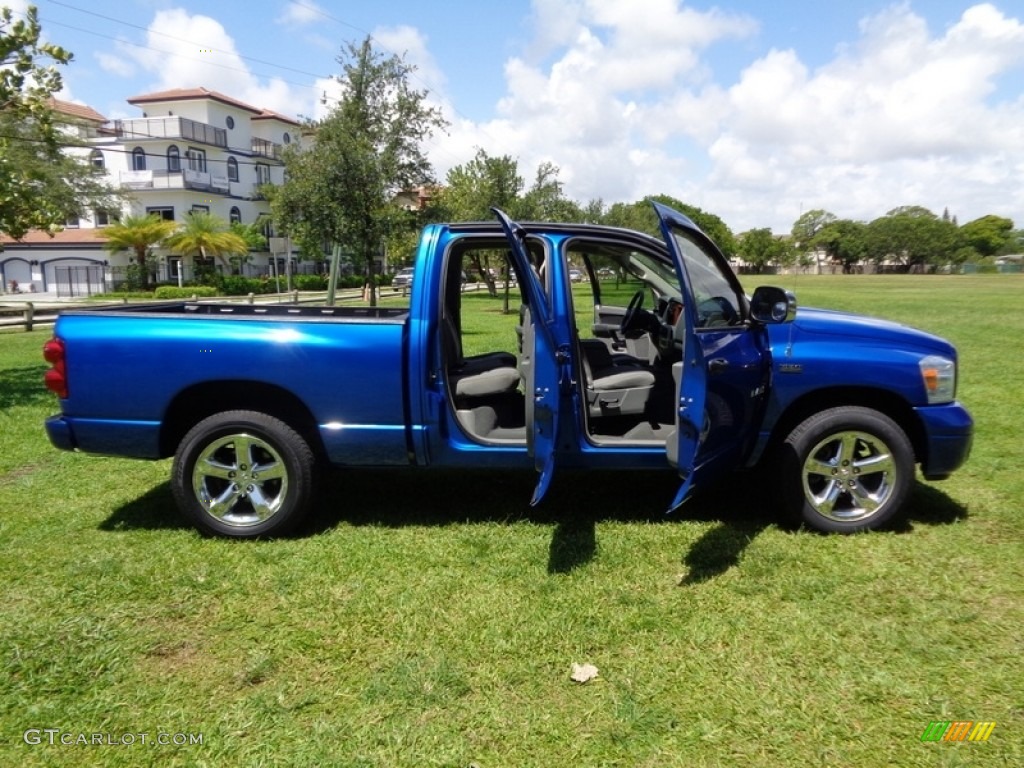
[750,286,797,324]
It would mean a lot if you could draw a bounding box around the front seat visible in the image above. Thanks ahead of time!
[579,339,655,416]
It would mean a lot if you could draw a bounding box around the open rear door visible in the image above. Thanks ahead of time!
[492,208,564,505]
[651,202,709,510]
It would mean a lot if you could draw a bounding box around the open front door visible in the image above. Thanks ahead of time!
[492,208,565,506]
[651,202,709,510]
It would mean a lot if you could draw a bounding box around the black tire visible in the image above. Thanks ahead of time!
[171,410,316,538]
[779,406,914,533]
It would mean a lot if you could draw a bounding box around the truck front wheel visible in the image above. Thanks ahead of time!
[171,410,316,538]
[780,407,913,533]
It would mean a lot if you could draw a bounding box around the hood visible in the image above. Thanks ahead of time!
[789,307,955,355]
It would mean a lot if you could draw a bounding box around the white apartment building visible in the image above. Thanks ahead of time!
[1,87,302,296]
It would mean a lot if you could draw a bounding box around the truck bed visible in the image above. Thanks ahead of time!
[48,301,413,466]
[58,301,409,323]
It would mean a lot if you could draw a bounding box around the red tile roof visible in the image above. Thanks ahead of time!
[48,98,107,124]
[127,87,264,115]
[253,108,302,127]
[1,229,110,246]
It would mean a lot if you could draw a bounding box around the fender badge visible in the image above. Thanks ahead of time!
[778,363,803,374]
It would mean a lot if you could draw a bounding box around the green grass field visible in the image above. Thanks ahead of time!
[1,275,1021,766]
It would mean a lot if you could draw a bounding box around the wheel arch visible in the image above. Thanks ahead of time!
[159,380,326,462]
[765,386,925,463]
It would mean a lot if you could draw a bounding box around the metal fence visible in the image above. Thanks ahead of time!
[54,265,107,298]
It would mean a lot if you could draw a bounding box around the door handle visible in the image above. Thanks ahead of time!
[708,358,729,374]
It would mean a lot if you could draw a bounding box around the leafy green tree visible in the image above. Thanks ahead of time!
[271,37,446,305]
[737,228,788,274]
[518,161,582,221]
[165,212,248,282]
[791,209,837,247]
[434,148,523,223]
[228,220,268,274]
[866,207,961,271]
[601,196,737,256]
[0,5,119,242]
[101,214,177,289]
[791,209,836,271]
[959,215,1015,258]
[433,149,525,297]
[814,219,869,273]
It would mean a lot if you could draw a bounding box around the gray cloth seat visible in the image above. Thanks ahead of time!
[454,365,520,397]
[442,312,520,400]
[443,313,516,374]
[580,338,654,416]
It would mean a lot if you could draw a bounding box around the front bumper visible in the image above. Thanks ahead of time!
[914,401,973,480]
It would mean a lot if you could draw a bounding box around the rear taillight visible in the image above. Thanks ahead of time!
[43,338,68,399]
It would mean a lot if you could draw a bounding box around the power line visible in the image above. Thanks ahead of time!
[34,14,323,97]
[45,0,331,81]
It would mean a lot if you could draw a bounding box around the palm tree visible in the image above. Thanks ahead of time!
[165,212,250,279]
[101,214,177,289]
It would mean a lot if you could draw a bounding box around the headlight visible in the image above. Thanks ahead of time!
[919,355,956,404]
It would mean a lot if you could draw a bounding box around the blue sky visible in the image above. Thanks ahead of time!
[12,0,1024,232]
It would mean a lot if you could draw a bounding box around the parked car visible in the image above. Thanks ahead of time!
[391,267,415,289]
[569,268,584,283]
[43,203,972,539]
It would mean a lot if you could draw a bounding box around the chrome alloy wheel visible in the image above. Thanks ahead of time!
[800,430,897,523]
[191,432,289,527]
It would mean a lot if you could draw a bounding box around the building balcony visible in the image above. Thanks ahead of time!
[251,137,282,159]
[114,117,228,148]
[119,169,231,193]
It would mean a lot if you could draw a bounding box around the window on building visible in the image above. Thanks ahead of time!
[186,147,206,173]
[94,209,118,227]
[167,145,180,173]
[229,206,242,224]
[65,215,80,228]
[257,214,274,239]
[191,205,210,215]
[146,206,174,221]
[89,150,104,170]
[283,132,291,144]
[227,156,239,182]
[255,164,271,185]
[132,147,146,171]
[226,115,235,129]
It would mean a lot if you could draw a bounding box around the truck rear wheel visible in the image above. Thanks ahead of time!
[780,407,913,533]
[171,410,316,538]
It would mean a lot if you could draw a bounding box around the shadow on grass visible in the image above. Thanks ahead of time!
[100,468,968,579]
[890,481,969,532]
[99,482,192,532]
[0,365,50,411]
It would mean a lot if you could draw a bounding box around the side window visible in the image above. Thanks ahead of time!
[669,231,743,327]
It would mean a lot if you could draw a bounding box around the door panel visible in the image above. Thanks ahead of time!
[492,208,562,505]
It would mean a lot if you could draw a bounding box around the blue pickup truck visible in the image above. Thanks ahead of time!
[43,204,972,537]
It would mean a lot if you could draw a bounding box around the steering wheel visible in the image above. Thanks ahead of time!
[620,290,645,333]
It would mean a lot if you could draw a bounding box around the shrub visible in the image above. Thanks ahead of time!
[154,285,219,299]
[292,274,328,291]
[217,276,270,296]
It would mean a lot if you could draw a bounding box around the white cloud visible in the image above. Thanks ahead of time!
[445,0,757,212]
[95,51,134,78]
[446,1,1024,232]
[697,3,1024,229]
[372,25,448,103]
[276,1,325,26]
[118,8,314,120]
